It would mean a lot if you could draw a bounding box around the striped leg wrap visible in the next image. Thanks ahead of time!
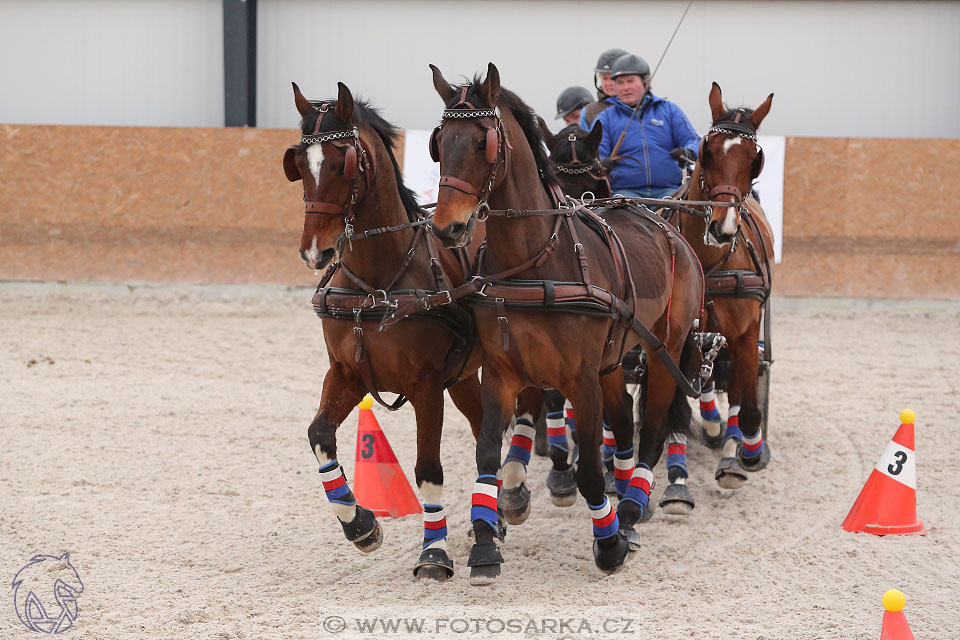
[546,411,569,452]
[319,460,356,506]
[620,463,653,511]
[666,432,689,481]
[470,475,500,533]
[722,404,742,446]
[588,496,620,540]
[613,447,635,497]
[564,400,576,437]
[741,428,764,461]
[699,383,722,423]
[601,422,616,463]
[422,504,448,551]
[504,418,536,468]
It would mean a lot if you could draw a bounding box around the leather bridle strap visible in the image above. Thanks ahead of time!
[304,201,344,215]
[439,175,482,197]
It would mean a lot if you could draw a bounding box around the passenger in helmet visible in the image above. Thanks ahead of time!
[555,86,593,126]
[595,53,699,199]
[579,48,629,130]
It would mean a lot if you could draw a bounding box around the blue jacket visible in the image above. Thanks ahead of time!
[596,94,699,192]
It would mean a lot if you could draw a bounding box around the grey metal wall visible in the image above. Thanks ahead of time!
[0,0,223,128]
[258,0,960,138]
[2,1,957,137]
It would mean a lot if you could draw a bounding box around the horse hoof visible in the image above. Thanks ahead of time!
[339,506,382,553]
[715,457,748,489]
[659,483,695,515]
[603,467,617,496]
[500,484,531,525]
[414,548,454,582]
[593,531,630,574]
[739,442,771,472]
[619,525,642,552]
[547,467,578,507]
[467,541,504,586]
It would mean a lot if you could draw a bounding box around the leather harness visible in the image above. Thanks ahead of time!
[386,88,706,397]
[292,104,477,410]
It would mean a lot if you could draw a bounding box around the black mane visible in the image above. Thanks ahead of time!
[714,106,759,131]
[299,98,421,223]
[445,76,560,189]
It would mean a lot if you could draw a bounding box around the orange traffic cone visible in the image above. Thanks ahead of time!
[880,589,915,639]
[351,396,422,518]
[843,410,924,535]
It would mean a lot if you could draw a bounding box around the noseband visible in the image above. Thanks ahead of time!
[433,84,508,220]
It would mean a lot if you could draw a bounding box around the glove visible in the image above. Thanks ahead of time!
[600,156,621,172]
[669,147,697,167]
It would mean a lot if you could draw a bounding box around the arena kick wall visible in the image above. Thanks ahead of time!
[0,124,956,298]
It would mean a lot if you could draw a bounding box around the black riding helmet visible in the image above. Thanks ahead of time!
[593,48,630,98]
[594,48,629,73]
[555,86,593,119]
[610,54,651,80]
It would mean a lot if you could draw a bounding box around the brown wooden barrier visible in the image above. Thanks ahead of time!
[1,124,957,297]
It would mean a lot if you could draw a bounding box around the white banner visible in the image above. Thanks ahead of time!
[402,130,785,264]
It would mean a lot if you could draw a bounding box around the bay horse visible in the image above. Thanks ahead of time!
[540,117,706,516]
[283,82,487,581]
[667,82,775,489]
[426,63,704,583]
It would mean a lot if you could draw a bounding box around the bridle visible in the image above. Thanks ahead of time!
[428,83,510,221]
[282,101,372,243]
[697,112,764,206]
[696,112,764,245]
[553,131,611,198]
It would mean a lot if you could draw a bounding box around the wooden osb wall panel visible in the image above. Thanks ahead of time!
[1,125,957,297]
[778,137,959,298]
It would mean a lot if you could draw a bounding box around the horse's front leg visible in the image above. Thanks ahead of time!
[732,325,770,472]
[308,363,381,552]
[468,366,521,586]
[410,378,455,582]
[543,389,578,506]
[714,326,769,486]
[567,370,630,574]
[500,387,542,525]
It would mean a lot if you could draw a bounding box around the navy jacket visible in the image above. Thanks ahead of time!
[596,94,699,192]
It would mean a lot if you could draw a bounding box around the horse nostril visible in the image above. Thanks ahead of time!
[448,222,466,239]
[708,220,722,238]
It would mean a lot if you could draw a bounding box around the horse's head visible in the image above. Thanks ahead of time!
[283,82,372,270]
[427,62,507,248]
[698,82,773,247]
[540,118,610,200]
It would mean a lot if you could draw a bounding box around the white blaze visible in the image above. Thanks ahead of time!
[307,143,324,184]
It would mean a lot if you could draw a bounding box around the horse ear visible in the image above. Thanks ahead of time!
[429,64,457,102]
[585,120,603,152]
[708,82,725,123]
[750,93,774,128]
[536,115,556,149]
[335,82,354,122]
[483,62,501,106]
[292,82,315,118]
